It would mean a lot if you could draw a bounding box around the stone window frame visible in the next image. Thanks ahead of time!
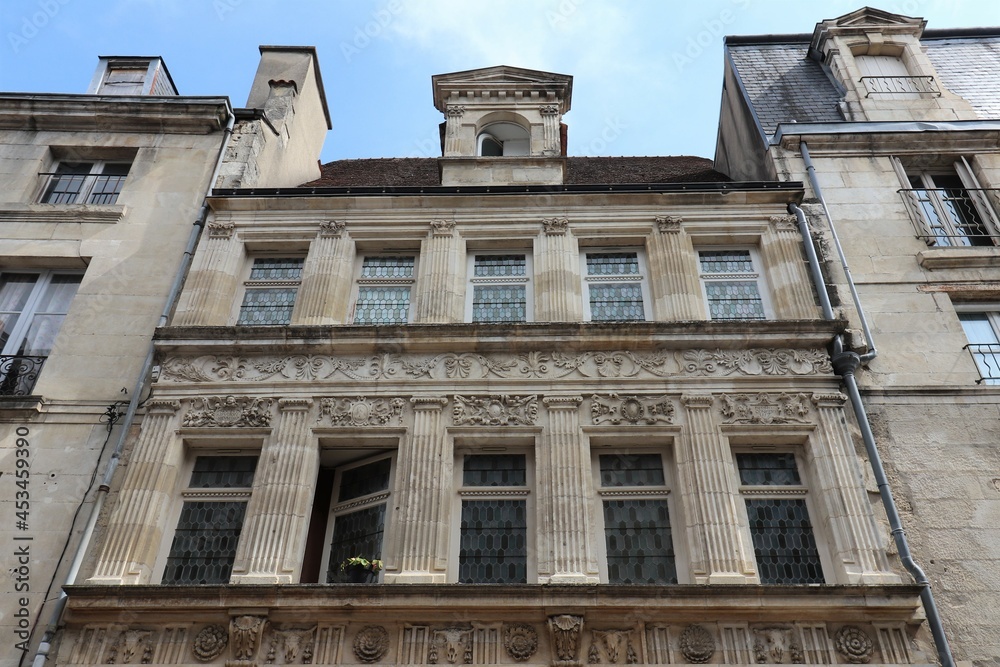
[464,250,534,323]
[349,254,418,325]
[232,254,306,326]
[579,247,651,322]
[695,246,773,321]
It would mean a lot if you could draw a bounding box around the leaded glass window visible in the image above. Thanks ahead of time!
[324,455,393,583]
[353,256,415,324]
[162,455,257,585]
[698,249,767,320]
[237,258,304,325]
[458,454,529,583]
[584,251,646,321]
[469,254,530,323]
[737,453,824,584]
[597,453,676,584]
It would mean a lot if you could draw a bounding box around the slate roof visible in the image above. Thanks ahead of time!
[925,37,1000,120]
[301,156,730,188]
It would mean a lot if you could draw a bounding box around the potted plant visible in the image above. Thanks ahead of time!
[339,556,383,583]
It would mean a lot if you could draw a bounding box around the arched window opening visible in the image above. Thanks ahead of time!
[477,122,529,157]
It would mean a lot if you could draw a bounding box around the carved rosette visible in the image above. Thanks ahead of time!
[266,627,316,665]
[428,627,473,664]
[319,396,405,426]
[193,625,229,662]
[319,219,346,237]
[230,616,267,662]
[719,393,811,425]
[353,626,390,663]
[453,395,538,426]
[591,394,674,425]
[835,626,874,664]
[430,219,457,236]
[752,627,803,664]
[678,625,715,664]
[654,215,682,233]
[206,220,236,238]
[182,396,273,428]
[503,623,538,662]
[542,217,569,235]
[548,615,583,663]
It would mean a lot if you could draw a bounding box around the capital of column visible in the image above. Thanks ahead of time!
[446,105,466,118]
[812,392,848,408]
[681,393,714,409]
[542,217,569,236]
[278,397,313,412]
[655,215,683,233]
[319,219,346,237]
[769,214,799,232]
[429,219,457,236]
[542,396,583,410]
[410,396,449,411]
[147,399,181,414]
[539,105,560,116]
[205,220,236,239]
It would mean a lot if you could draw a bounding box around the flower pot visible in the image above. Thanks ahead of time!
[343,564,375,583]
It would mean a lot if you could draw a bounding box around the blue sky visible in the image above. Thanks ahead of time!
[2,0,999,163]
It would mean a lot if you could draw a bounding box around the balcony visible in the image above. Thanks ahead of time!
[898,187,1000,247]
[964,343,1000,385]
[860,75,940,97]
[0,355,46,396]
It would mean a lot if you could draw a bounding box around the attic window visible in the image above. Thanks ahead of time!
[477,123,529,157]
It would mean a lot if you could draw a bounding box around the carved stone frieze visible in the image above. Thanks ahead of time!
[503,623,538,662]
[159,348,833,384]
[591,394,674,425]
[193,625,229,662]
[107,629,153,664]
[542,216,569,235]
[266,627,316,665]
[834,626,874,664]
[453,395,538,426]
[230,616,267,662]
[719,393,811,425]
[589,630,637,664]
[548,615,583,663]
[182,396,273,428]
[319,219,346,237]
[428,627,473,664]
[679,625,715,664]
[430,219,457,235]
[752,627,804,664]
[654,215,683,232]
[319,396,406,426]
[353,626,390,663]
[206,220,236,238]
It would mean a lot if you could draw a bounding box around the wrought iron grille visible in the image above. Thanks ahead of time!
[898,187,1000,246]
[0,355,46,396]
[964,343,1000,384]
[860,75,940,96]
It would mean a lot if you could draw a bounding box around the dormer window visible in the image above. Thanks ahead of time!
[477,122,529,157]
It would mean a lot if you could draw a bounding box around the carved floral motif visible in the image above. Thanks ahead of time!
[453,395,538,426]
[769,214,799,231]
[548,615,583,663]
[192,625,229,662]
[542,217,569,235]
[539,104,560,115]
[503,623,538,662]
[353,626,390,663]
[752,627,804,664]
[591,394,674,425]
[428,627,473,664]
[230,616,267,662]
[266,627,316,665]
[835,626,874,664]
[446,105,466,117]
[206,220,235,238]
[719,393,811,425]
[679,625,715,664]
[319,396,405,426]
[182,395,273,428]
[655,215,683,232]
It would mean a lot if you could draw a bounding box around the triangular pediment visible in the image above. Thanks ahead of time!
[809,6,926,58]
[831,6,923,29]
[432,66,573,112]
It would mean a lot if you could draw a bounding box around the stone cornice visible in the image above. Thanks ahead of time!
[0,94,230,134]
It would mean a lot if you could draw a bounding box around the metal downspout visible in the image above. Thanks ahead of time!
[29,106,236,667]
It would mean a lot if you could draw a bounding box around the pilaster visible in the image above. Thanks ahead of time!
[539,105,561,156]
[761,215,818,319]
[647,219,704,320]
[534,220,582,322]
[173,223,245,325]
[88,401,183,584]
[413,221,465,323]
[291,221,355,324]
[231,398,316,584]
[384,397,451,583]
[443,106,466,156]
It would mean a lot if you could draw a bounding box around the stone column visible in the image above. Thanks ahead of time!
[809,393,900,584]
[676,394,756,583]
[231,398,317,584]
[539,105,561,156]
[539,396,599,583]
[647,217,704,320]
[88,401,183,585]
[292,220,356,325]
[413,221,465,323]
[173,221,245,325]
[535,219,582,322]
[385,397,451,583]
[760,215,817,319]
[443,106,465,156]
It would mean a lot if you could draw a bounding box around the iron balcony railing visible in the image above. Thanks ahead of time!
[964,344,1000,384]
[0,355,46,396]
[897,187,1000,247]
[860,75,941,97]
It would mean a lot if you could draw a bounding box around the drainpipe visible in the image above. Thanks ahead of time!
[790,149,955,667]
[29,105,236,667]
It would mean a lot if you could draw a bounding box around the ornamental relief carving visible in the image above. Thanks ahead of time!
[193,625,229,662]
[230,615,267,662]
[182,396,273,428]
[206,220,235,238]
[318,396,406,426]
[588,629,637,664]
[266,627,316,665]
[752,627,804,664]
[654,215,683,233]
[834,626,874,664]
[453,395,538,426]
[719,393,812,425]
[503,623,538,662]
[353,626,390,663]
[428,627,473,664]
[319,219,346,237]
[106,629,153,664]
[542,216,569,235]
[591,394,674,426]
[678,624,715,664]
[548,615,584,663]
[159,349,832,385]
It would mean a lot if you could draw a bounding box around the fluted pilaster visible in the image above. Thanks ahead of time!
[292,222,355,324]
[231,398,316,584]
[443,106,465,156]
[534,222,581,322]
[810,393,900,584]
[677,394,756,583]
[173,225,245,325]
[538,397,598,583]
[385,397,450,583]
[761,216,818,319]
[540,105,561,156]
[413,223,465,323]
[647,220,703,320]
[89,401,183,584]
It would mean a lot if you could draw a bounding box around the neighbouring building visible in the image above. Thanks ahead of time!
[716,6,1000,665]
[0,46,329,667]
[51,64,939,667]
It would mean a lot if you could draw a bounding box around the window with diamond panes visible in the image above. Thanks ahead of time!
[459,454,528,583]
[325,456,393,583]
[162,455,257,585]
[598,454,676,584]
[584,252,646,321]
[469,254,530,323]
[698,250,767,320]
[236,258,304,325]
[737,453,824,584]
[353,256,415,324]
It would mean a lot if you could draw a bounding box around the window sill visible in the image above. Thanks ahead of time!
[0,202,126,224]
[0,395,44,414]
[918,246,1000,269]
